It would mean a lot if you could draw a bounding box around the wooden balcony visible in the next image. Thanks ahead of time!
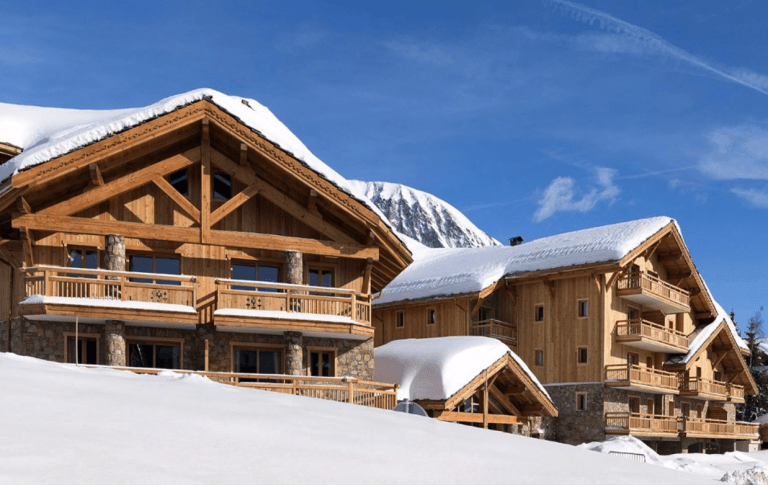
[616,272,689,313]
[727,383,746,403]
[214,279,373,338]
[614,319,689,353]
[680,417,759,440]
[605,364,680,394]
[605,412,679,438]
[87,364,397,410]
[470,319,517,348]
[19,265,198,326]
[679,376,728,401]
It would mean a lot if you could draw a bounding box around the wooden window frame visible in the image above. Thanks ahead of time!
[127,252,182,274]
[577,299,588,318]
[306,265,336,289]
[628,395,641,414]
[534,349,544,367]
[427,307,436,325]
[577,346,588,365]
[231,259,283,283]
[230,342,285,374]
[534,304,544,323]
[575,392,587,411]
[212,170,233,202]
[67,247,101,270]
[646,398,655,415]
[306,346,337,377]
[627,352,639,365]
[168,168,190,198]
[126,337,185,369]
[396,311,404,329]
[64,332,101,365]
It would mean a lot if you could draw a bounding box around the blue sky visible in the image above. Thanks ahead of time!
[2,0,766,329]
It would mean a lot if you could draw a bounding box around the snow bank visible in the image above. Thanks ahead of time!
[375,336,549,401]
[0,352,720,484]
[721,466,768,485]
[0,89,403,246]
[376,216,674,305]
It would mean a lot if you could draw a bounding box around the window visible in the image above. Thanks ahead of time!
[534,305,544,322]
[128,254,181,285]
[478,307,492,322]
[628,307,639,321]
[697,404,703,418]
[714,371,722,382]
[578,299,588,318]
[647,398,655,415]
[66,336,98,365]
[627,353,639,365]
[69,248,98,270]
[233,346,282,375]
[427,308,436,325]
[213,171,232,201]
[646,356,654,369]
[128,340,181,369]
[308,349,335,377]
[396,311,404,328]
[535,350,544,367]
[629,396,640,414]
[308,268,333,288]
[168,169,189,197]
[576,393,587,411]
[682,402,690,418]
[577,347,588,364]
[232,262,281,291]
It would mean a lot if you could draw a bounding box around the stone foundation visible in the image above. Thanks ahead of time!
[6,317,375,380]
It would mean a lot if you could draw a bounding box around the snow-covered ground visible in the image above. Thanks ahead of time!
[2,353,762,484]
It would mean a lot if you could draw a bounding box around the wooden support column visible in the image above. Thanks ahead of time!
[284,331,303,376]
[19,228,34,267]
[200,119,211,244]
[362,257,373,295]
[483,370,489,429]
[204,339,210,372]
[285,250,303,285]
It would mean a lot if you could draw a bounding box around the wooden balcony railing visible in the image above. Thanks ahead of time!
[605,412,678,436]
[681,417,758,439]
[605,364,680,393]
[215,279,372,325]
[470,319,517,347]
[615,319,688,351]
[680,376,728,399]
[727,383,746,402]
[80,364,397,410]
[22,265,196,307]
[617,272,690,307]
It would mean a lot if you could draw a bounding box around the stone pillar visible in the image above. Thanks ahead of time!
[105,235,126,272]
[284,331,303,375]
[105,320,126,366]
[284,250,303,285]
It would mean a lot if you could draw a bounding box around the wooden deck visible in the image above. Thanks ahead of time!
[614,318,688,353]
[679,376,730,401]
[470,319,517,348]
[616,272,690,313]
[84,365,398,410]
[680,417,758,439]
[605,412,679,438]
[605,364,680,394]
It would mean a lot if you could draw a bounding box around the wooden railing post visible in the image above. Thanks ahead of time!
[348,379,355,404]
[43,268,51,297]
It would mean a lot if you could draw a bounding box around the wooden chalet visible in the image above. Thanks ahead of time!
[375,336,557,433]
[0,89,411,388]
[372,217,759,452]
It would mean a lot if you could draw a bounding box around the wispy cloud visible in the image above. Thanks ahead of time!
[534,167,619,222]
[546,0,768,96]
[383,39,455,67]
[698,124,768,180]
[731,187,768,208]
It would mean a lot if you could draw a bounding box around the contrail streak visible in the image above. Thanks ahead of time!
[547,0,768,96]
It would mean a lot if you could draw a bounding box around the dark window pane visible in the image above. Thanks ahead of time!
[85,251,98,270]
[309,269,319,287]
[310,352,319,376]
[321,271,332,288]
[232,264,256,291]
[213,172,232,200]
[259,350,280,374]
[68,338,78,364]
[129,256,154,284]
[69,250,83,269]
[155,345,180,369]
[257,266,279,284]
[321,353,331,377]
[235,350,258,374]
[169,169,189,197]
[155,257,180,275]
[85,339,97,365]
[129,343,154,368]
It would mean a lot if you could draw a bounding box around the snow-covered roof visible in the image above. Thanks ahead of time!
[0,88,400,244]
[374,336,549,402]
[667,300,749,365]
[376,216,674,305]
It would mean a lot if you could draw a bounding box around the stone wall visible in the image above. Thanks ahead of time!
[545,383,606,445]
[0,320,7,353]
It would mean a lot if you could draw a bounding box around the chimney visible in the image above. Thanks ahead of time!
[509,236,523,246]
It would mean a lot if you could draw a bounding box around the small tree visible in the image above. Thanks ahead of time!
[746,311,764,369]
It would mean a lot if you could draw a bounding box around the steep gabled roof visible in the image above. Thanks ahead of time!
[0,89,403,246]
[376,216,674,305]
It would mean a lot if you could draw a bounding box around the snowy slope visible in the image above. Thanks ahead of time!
[0,352,727,484]
[349,180,501,248]
[376,216,674,305]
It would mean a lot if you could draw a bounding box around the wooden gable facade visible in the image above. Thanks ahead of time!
[0,97,411,380]
[373,220,759,451]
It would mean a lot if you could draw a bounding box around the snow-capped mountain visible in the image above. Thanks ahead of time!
[349,181,502,249]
